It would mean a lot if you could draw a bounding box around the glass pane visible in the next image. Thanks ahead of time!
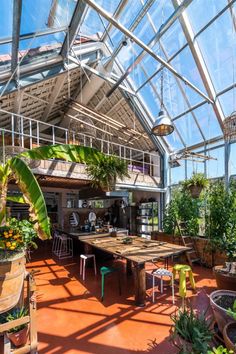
[19,32,65,65]
[218,88,236,117]
[79,0,121,37]
[174,114,203,147]
[170,163,186,185]
[164,129,185,151]
[186,159,204,179]
[170,45,207,95]
[205,147,224,178]
[192,103,223,139]
[0,43,12,71]
[187,0,227,34]
[196,9,236,92]
[148,0,174,30]
[20,0,76,35]
[161,19,187,58]
[109,0,144,48]
[0,0,13,39]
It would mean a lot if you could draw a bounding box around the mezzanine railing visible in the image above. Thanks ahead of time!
[0,109,161,178]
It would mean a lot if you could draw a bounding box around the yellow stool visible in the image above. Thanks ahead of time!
[173,264,195,303]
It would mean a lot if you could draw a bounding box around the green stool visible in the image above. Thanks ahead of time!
[173,264,195,305]
[100,266,121,302]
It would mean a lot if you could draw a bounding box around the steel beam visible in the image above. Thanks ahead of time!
[11,0,22,76]
[60,0,87,58]
[172,0,225,130]
[101,0,130,42]
[92,0,210,101]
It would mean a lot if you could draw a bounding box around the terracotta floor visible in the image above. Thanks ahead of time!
[27,249,217,354]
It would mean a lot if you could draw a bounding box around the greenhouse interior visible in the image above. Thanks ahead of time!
[0,0,236,353]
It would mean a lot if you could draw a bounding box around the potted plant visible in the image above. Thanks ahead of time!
[221,300,236,352]
[210,290,236,333]
[86,155,129,192]
[182,173,208,198]
[171,306,213,354]
[0,307,29,347]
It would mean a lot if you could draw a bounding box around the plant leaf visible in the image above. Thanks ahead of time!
[9,157,51,240]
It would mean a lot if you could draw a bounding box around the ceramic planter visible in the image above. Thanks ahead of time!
[223,322,236,353]
[210,290,236,333]
[214,266,236,291]
[7,325,29,347]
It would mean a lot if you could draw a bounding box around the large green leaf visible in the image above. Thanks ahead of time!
[0,164,10,225]
[20,144,103,164]
[9,157,51,240]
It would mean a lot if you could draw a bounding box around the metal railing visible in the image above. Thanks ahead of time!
[0,109,161,178]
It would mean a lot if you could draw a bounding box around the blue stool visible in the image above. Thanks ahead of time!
[100,266,121,302]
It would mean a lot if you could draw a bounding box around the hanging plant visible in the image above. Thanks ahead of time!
[182,173,209,198]
[86,155,129,192]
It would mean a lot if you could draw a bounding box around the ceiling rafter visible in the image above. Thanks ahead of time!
[11,0,22,78]
[60,0,87,59]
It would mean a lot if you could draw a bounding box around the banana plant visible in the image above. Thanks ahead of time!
[0,156,51,240]
[1,144,103,240]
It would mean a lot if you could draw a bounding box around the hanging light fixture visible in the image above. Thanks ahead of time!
[152,68,174,136]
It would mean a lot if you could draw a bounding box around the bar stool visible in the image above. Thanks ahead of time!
[54,234,73,260]
[152,268,175,304]
[173,264,195,305]
[80,254,97,281]
[100,266,121,302]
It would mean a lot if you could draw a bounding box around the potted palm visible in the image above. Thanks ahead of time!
[171,307,213,354]
[0,307,29,347]
[182,173,208,198]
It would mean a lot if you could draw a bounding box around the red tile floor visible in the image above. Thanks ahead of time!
[27,248,217,354]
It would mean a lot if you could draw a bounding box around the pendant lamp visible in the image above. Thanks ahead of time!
[152,68,174,136]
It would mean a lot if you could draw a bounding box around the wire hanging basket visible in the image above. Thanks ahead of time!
[223,111,236,142]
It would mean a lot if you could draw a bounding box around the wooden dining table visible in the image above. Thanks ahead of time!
[78,234,190,307]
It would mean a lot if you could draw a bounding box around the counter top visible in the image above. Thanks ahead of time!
[69,231,110,240]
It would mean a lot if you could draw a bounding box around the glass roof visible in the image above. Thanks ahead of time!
[0,0,235,154]
[77,0,236,153]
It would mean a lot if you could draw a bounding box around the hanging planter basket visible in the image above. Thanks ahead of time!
[188,185,203,198]
[223,111,236,142]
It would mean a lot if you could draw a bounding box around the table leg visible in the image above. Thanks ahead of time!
[133,262,146,307]
[126,259,133,276]
[84,243,93,254]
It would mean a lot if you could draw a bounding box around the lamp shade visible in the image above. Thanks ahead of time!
[151,110,174,136]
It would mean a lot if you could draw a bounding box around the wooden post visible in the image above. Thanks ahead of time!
[126,260,132,276]
[133,262,146,307]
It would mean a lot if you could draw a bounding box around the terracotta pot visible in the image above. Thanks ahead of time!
[214,266,236,291]
[210,290,236,333]
[223,322,236,353]
[0,253,26,314]
[188,185,203,198]
[7,325,29,348]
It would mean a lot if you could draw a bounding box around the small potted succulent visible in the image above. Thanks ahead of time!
[171,307,213,354]
[210,290,236,333]
[182,173,208,198]
[222,300,236,353]
[0,307,29,347]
